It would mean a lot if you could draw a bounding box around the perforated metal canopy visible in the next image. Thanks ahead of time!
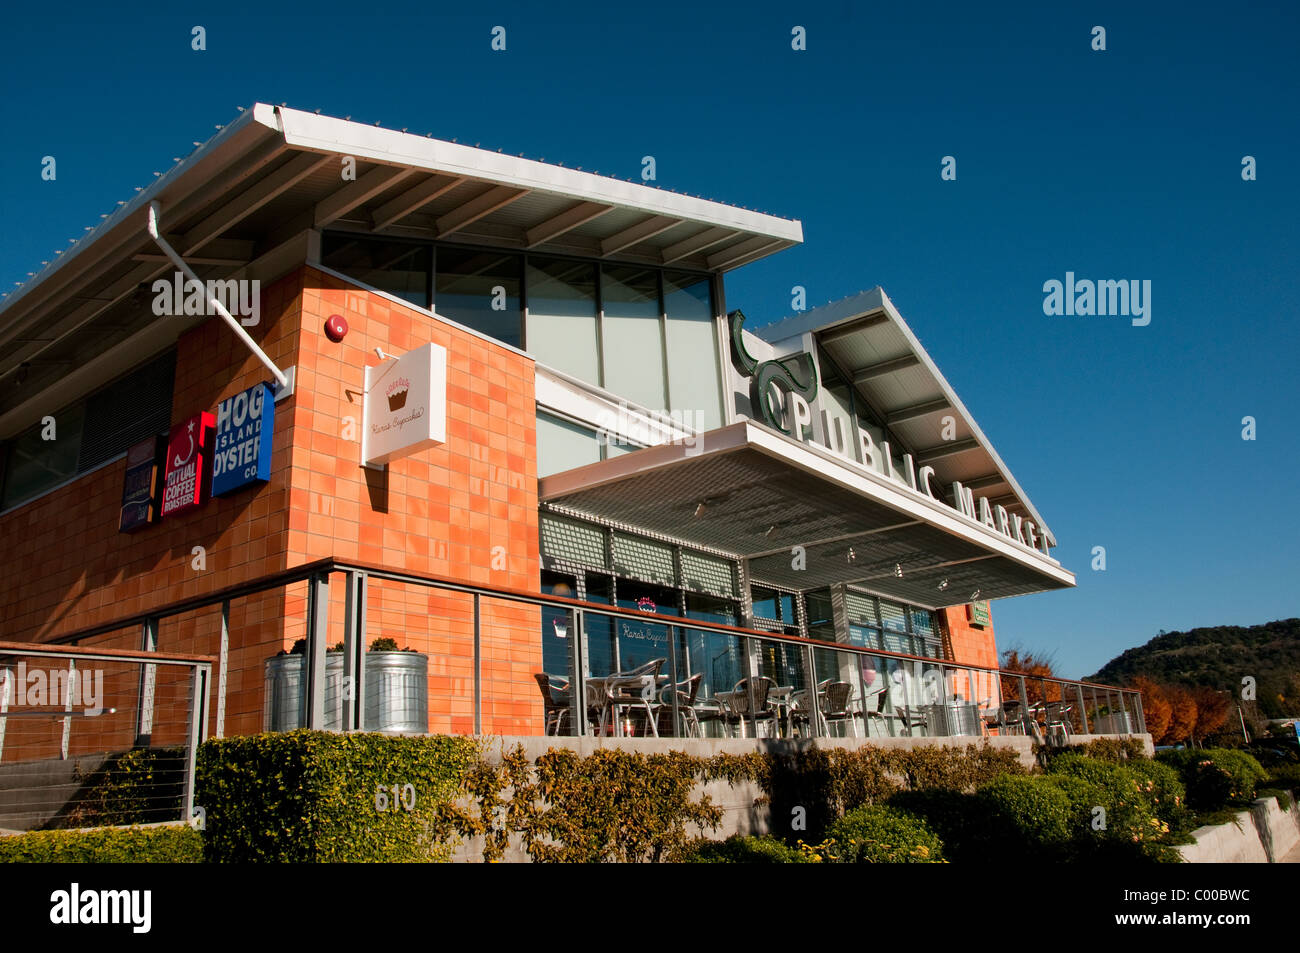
[539,421,1075,609]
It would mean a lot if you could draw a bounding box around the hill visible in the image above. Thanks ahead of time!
[1086,618,1300,718]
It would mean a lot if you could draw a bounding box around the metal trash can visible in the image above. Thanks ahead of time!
[264,651,427,732]
[1092,711,1134,734]
[922,701,982,737]
[263,653,346,732]
[363,652,428,733]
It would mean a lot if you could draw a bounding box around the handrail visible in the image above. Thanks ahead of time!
[25,556,1140,699]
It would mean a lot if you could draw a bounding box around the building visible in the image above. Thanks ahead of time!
[0,104,1135,756]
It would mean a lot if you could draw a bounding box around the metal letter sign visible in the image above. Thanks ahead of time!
[212,382,275,496]
[362,342,448,467]
[728,309,818,434]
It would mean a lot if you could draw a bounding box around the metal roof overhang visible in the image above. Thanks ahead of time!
[539,420,1075,609]
[0,103,801,438]
[757,289,1058,546]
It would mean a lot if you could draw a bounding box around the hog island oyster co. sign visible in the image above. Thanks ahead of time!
[212,382,275,497]
[362,342,447,467]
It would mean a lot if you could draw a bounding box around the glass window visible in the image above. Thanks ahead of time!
[434,246,522,347]
[1,403,85,508]
[663,272,722,431]
[613,579,677,674]
[540,569,578,599]
[584,572,613,604]
[685,592,738,626]
[525,257,599,385]
[600,265,665,410]
[803,588,835,641]
[321,235,430,307]
[536,412,600,478]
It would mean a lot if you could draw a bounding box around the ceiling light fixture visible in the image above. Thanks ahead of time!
[693,502,706,518]
[765,525,776,538]
[971,589,981,601]
[894,563,903,578]
[846,547,856,563]
[937,579,949,591]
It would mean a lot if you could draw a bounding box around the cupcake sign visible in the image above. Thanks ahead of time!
[362,342,447,467]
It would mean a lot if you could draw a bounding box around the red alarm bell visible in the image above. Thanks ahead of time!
[324,314,348,342]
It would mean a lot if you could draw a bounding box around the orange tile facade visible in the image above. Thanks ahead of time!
[0,264,543,753]
[939,604,998,670]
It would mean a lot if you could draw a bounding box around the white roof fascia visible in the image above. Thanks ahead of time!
[0,107,267,320]
[265,105,803,245]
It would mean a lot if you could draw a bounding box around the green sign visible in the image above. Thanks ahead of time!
[728,309,818,434]
[968,601,991,627]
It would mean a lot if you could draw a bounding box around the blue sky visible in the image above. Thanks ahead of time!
[2,1,1296,677]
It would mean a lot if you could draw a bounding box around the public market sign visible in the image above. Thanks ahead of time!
[362,342,447,467]
[212,382,275,496]
[728,310,1054,557]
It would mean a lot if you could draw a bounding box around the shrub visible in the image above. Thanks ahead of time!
[885,788,979,862]
[821,805,945,863]
[0,825,201,863]
[1126,758,1192,832]
[1156,748,1268,810]
[1046,773,1178,862]
[971,776,1074,862]
[677,835,807,863]
[196,730,477,862]
[1266,764,1300,792]
[63,747,187,828]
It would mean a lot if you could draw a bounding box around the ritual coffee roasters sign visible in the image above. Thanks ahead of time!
[362,342,447,467]
[160,412,214,517]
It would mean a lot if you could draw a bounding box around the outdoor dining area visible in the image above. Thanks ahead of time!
[533,654,1141,742]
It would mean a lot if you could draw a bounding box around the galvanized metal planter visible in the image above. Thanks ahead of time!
[263,651,428,732]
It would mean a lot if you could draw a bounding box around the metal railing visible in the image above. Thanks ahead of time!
[19,558,1144,749]
[0,640,212,832]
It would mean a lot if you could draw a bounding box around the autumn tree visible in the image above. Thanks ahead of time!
[1131,676,1171,741]
[999,647,1063,705]
[1190,686,1231,745]
[1161,684,1199,746]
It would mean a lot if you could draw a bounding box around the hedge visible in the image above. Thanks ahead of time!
[678,835,808,863]
[1155,748,1269,811]
[195,730,478,862]
[971,775,1075,862]
[821,805,945,863]
[0,825,202,863]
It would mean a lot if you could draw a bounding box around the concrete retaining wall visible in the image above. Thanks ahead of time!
[1177,792,1300,863]
[449,733,1143,862]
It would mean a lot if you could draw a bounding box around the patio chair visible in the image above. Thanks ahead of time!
[820,681,858,738]
[724,676,776,738]
[1045,701,1073,745]
[654,673,704,738]
[534,673,571,736]
[894,705,929,737]
[600,657,666,737]
[859,687,888,737]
